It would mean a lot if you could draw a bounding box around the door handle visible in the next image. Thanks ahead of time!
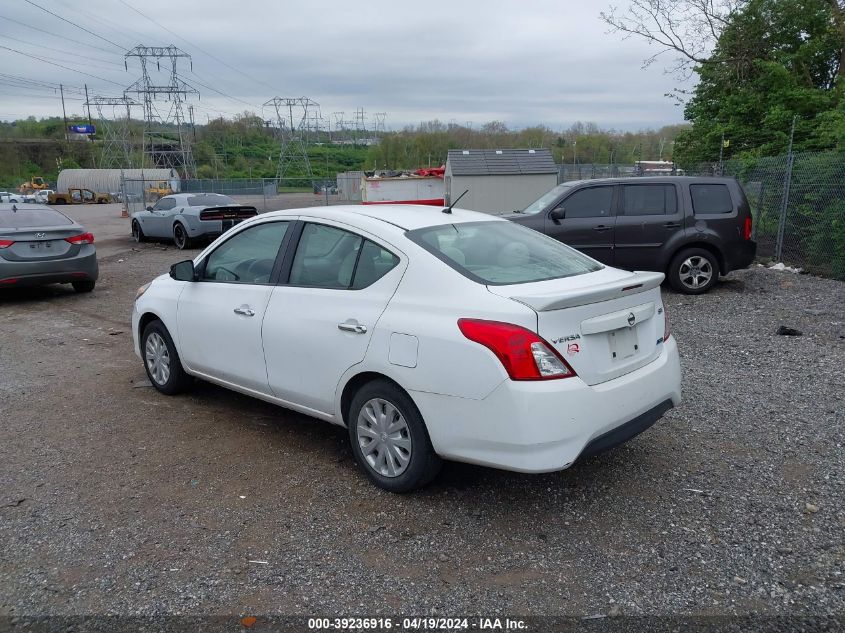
[338,322,367,334]
[592,225,612,232]
[663,222,681,228]
[233,306,255,317]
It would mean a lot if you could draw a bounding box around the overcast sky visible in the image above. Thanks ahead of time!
[0,0,690,131]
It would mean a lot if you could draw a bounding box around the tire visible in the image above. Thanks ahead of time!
[348,379,442,492]
[131,220,147,243]
[141,320,193,395]
[173,223,191,250]
[71,280,95,293]
[54,199,66,205]
[668,247,719,294]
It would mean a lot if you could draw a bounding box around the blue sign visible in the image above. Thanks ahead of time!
[69,124,96,134]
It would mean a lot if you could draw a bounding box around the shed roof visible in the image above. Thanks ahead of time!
[446,148,557,176]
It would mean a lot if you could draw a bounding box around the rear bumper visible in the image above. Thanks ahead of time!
[723,240,756,273]
[0,248,98,287]
[411,336,682,473]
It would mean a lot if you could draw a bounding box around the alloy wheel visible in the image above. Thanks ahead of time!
[679,255,713,290]
[145,332,171,386]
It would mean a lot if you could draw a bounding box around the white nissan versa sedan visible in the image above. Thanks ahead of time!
[132,205,681,491]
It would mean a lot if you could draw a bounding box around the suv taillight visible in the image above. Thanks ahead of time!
[743,216,752,241]
[65,232,94,245]
[457,319,576,381]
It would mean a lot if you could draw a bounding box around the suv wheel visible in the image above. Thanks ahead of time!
[668,248,719,294]
[348,380,441,492]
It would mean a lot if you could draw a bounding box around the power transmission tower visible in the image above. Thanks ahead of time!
[353,107,367,145]
[372,112,387,138]
[263,97,316,185]
[86,95,138,169]
[124,45,198,178]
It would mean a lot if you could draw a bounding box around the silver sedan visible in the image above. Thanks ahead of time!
[0,204,98,292]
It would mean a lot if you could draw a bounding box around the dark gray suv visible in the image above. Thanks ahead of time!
[506,177,756,294]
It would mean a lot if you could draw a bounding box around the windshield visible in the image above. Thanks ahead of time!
[187,194,237,207]
[0,207,72,228]
[407,221,602,285]
[521,183,571,215]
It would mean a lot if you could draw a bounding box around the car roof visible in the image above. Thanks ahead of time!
[561,176,739,186]
[261,204,508,231]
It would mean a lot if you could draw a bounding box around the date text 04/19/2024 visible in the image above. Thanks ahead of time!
[307,617,528,630]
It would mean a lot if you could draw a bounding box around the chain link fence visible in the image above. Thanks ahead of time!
[119,174,364,218]
[116,154,845,280]
[558,151,845,280]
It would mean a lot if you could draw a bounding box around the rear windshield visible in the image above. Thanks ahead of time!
[407,221,602,285]
[187,194,236,207]
[521,183,572,215]
[0,208,72,228]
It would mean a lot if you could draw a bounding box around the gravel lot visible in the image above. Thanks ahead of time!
[1,206,843,622]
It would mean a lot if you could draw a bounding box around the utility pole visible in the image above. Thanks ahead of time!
[718,129,725,175]
[60,84,69,142]
[83,84,94,142]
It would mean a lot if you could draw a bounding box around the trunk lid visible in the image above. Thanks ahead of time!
[487,268,667,385]
[0,227,83,261]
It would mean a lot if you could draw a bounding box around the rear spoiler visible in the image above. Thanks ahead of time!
[509,271,665,311]
[199,206,258,221]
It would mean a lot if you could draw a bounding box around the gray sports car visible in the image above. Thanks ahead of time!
[0,203,98,292]
[130,193,258,250]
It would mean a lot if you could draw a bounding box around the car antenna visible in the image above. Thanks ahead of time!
[443,189,468,214]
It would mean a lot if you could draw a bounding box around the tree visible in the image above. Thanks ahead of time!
[600,0,746,79]
[604,0,845,162]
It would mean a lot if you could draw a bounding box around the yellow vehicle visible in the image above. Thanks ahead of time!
[48,188,111,205]
[18,176,49,195]
[145,181,173,202]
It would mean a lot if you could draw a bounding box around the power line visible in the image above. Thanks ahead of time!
[117,0,279,94]
[22,0,126,50]
[52,0,153,47]
[0,34,125,67]
[0,45,126,87]
[188,72,261,110]
[0,14,121,56]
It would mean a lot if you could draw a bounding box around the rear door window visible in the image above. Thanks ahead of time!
[690,184,734,214]
[288,223,399,289]
[558,186,614,218]
[0,208,72,228]
[622,184,677,216]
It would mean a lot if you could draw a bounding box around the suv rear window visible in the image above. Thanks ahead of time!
[0,208,72,228]
[407,221,602,285]
[690,184,734,214]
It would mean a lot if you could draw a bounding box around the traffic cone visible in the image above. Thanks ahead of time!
[120,205,129,218]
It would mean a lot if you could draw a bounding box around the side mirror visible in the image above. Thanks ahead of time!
[145,205,153,211]
[170,260,196,282]
[550,207,565,221]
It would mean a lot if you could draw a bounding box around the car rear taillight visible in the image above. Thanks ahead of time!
[662,306,671,342]
[457,319,576,381]
[0,239,13,248]
[65,232,94,245]
[743,216,752,241]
